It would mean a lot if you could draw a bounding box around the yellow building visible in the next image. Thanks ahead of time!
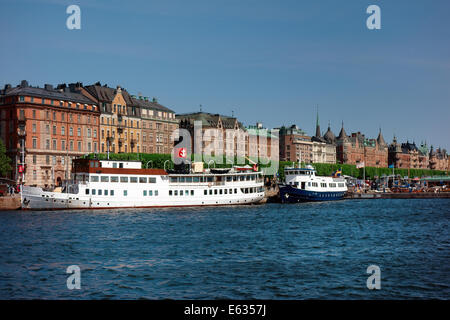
[83,83,141,154]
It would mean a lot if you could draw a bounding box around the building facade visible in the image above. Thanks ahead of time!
[0,81,99,188]
[311,115,337,164]
[133,97,178,154]
[278,125,313,164]
[246,122,279,162]
[429,146,448,171]
[336,124,388,168]
[177,112,248,159]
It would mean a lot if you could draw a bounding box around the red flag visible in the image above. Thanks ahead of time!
[177,147,187,158]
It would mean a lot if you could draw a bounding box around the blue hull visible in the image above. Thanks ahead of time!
[280,185,346,203]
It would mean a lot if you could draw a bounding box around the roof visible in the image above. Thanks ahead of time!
[131,97,175,114]
[176,112,245,130]
[1,81,96,105]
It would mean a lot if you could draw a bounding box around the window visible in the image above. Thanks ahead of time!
[120,176,128,183]
[86,189,90,195]
[78,141,81,151]
[191,190,194,196]
[101,176,109,182]
[90,176,99,182]
[149,177,156,183]
[155,190,158,196]
[98,189,102,196]
[77,128,81,136]
[149,190,153,196]
[111,176,118,183]
[33,155,37,164]
[139,177,147,183]
[123,190,128,196]
[69,127,73,136]
[92,189,96,195]
[204,190,207,195]
[130,177,138,183]
[110,190,114,196]
[61,126,65,135]
[169,190,173,196]
[32,138,37,148]
[143,190,147,196]
[104,190,108,196]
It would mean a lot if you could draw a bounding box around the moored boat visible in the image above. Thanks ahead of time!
[21,159,265,210]
[279,165,347,203]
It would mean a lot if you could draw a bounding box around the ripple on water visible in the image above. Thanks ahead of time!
[0,199,449,299]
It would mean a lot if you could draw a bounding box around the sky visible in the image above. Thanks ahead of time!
[1,0,449,150]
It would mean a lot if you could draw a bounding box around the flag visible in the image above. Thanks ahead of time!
[356,162,365,169]
[388,164,394,168]
[177,147,187,158]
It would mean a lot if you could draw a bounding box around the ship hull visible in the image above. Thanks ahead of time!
[279,185,346,203]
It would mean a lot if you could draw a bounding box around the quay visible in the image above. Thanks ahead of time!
[345,192,450,200]
[0,195,21,210]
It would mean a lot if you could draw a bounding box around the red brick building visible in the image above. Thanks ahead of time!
[0,81,99,188]
[336,124,388,168]
[429,146,448,171]
[278,125,313,164]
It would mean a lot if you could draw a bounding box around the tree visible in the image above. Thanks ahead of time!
[0,139,12,177]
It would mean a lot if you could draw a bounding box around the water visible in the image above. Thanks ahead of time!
[0,199,449,299]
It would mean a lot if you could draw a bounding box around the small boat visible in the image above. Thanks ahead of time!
[279,165,347,203]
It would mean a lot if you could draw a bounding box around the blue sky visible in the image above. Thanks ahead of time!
[1,0,449,149]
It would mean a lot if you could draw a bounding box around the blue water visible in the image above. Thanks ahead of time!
[0,199,449,299]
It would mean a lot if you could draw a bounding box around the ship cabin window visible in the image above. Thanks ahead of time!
[193,177,200,183]
[119,163,124,168]
[219,189,223,195]
[98,189,102,195]
[170,177,177,183]
[251,175,255,180]
[174,190,178,196]
[155,190,158,196]
[191,190,194,196]
[229,189,232,194]
[308,182,311,186]
[130,177,138,183]
[169,190,173,196]
[180,190,183,196]
[143,190,147,196]
[301,182,306,189]
[209,190,213,195]
[207,176,213,183]
[139,177,147,183]
[120,177,128,183]
[321,183,327,188]
[294,182,299,187]
[104,190,108,196]
[214,189,218,195]
[179,177,185,183]
[85,189,89,195]
[226,176,232,182]
[111,176,118,183]
[233,176,237,181]
[338,183,345,187]
[240,176,245,181]
[149,190,153,196]
[113,163,117,168]
[90,176,99,182]
[101,176,109,182]
[149,177,156,183]
[185,177,192,183]
[204,190,207,195]
[92,189,96,195]
[123,190,127,196]
[234,188,237,194]
[110,190,114,196]
[224,189,227,194]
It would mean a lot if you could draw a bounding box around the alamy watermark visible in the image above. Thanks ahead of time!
[366,5,381,30]
[66,265,81,290]
[366,265,381,290]
[66,5,81,30]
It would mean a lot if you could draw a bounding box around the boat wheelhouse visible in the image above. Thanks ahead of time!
[279,165,347,202]
[21,159,265,209]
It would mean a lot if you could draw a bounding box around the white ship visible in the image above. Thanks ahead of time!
[279,165,347,202]
[21,159,265,210]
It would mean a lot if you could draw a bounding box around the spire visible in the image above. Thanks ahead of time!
[323,121,336,144]
[315,105,321,138]
[338,120,348,140]
[377,127,386,146]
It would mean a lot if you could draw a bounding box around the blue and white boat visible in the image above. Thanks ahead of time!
[279,165,347,203]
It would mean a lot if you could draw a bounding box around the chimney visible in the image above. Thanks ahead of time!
[20,80,29,88]
[44,84,53,91]
[68,83,76,91]
[4,84,12,90]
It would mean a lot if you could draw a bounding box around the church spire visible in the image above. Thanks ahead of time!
[314,105,321,138]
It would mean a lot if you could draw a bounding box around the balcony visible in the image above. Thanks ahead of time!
[18,114,26,123]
